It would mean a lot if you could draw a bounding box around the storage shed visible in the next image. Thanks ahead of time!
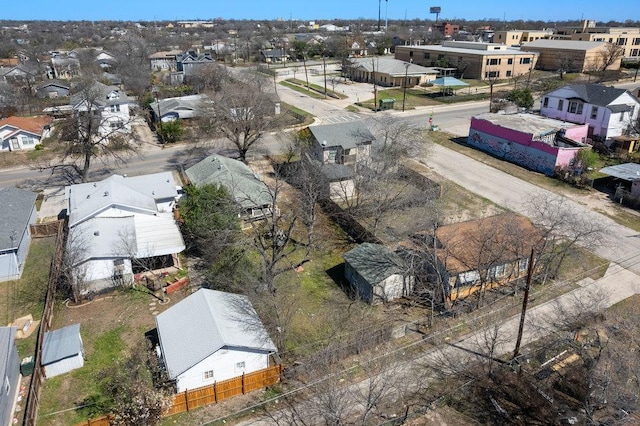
[42,324,84,378]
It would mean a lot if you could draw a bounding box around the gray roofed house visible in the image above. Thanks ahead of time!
[343,243,414,304]
[345,57,438,87]
[600,162,640,196]
[65,172,185,294]
[0,327,20,426]
[0,187,37,282]
[35,80,70,98]
[155,288,277,392]
[540,83,640,140]
[149,94,212,122]
[42,324,84,378]
[185,154,275,221]
[70,81,132,136]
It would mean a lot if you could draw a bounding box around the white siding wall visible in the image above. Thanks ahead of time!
[175,347,271,393]
[376,274,415,302]
[329,180,355,201]
[44,353,84,378]
[82,258,132,283]
[0,253,19,282]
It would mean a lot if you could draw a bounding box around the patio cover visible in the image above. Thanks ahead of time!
[431,77,469,87]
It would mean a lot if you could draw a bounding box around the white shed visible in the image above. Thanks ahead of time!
[42,324,84,378]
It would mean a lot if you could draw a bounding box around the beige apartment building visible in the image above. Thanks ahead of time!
[554,20,640,62]
[521,39,620,72]
[394,41,538,81]
[493,29,553,45]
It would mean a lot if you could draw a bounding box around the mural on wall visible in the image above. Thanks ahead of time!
[468,131,557,175]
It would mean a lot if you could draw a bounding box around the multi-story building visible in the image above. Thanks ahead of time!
[436,22,459,37]
[554,20,640,62]
[394,41,538,80]
[521,39,620,72]
[493,29,553,46]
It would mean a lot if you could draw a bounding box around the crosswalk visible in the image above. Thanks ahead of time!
[318,111,365,124]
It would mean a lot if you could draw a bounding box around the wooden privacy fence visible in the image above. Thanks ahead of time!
[166,365,282,416]
[30,221,64,238]
[76,365,282,425]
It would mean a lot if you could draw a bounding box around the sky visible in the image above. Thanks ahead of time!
[2,0,638,23]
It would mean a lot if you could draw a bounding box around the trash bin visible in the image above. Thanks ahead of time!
[378,98,395,111]
[20,356,34,376]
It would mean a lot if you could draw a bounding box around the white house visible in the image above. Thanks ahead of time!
[70,81,131,137]
[343,243,415,305]
[155,289,278,393]
[0,187,37,282]
[42,324,84,378]
[0,327,20,426]
[65,172,185,294]
[0,116,52,152]
[540,83,640,142]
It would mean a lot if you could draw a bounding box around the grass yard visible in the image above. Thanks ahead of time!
[0,237,56,359]
[37,286,192,425]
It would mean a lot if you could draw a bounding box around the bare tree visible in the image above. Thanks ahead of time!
[61,227,91,303]
[36,79,138,183]
[598,42,626,71]
[201,72,282,162]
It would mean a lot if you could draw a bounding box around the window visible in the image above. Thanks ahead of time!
[590,106,598,119]
[542,97,549,108]
[633,38,640,46]
[423,52,430,59]
[506,70,512,77]
[409,51,413,58]
[110,120,124,130]
[519,57,531,65]
[485,70,500,78]
[518,258,529,273]
[203,370,214,380]
[568,101,583,114]
[235,361,246,372]
[109,104,120,112]
[618,38,627,46]
[507,58,513,65]
[487,58,500,65]
[620,112,624,122]
[558,99,564,111]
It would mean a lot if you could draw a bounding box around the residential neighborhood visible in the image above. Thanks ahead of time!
[0,6,639,426]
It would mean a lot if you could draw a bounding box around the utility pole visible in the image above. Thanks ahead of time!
[513,248,535,361]
[402,62,409,112]
[378,0,382,32]
[385,0,389,32]
[323,56,328,99]
[372,58,378,112]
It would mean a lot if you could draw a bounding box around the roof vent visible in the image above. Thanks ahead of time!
[104,191,109,197]
[94,231,100,236]
[321,140,327,147]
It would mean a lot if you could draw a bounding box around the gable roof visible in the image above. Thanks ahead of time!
[149,94,211,120]
[0,187,37,251]
[547,84,629,107]
[185,154,273,209]
[0,115,51,137]
[42,324,82,365]
[70,81,129,110]
[344,243,406,284]
[156,289,276,379]
[66,172,178,226]
[308,121,375,150]
[599,162,640,182]
[431,214,542,275]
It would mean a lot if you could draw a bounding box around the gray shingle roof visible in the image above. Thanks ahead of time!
[559,84,627,107]
[42,324,82,365]
[185,154,273,209]
[308,121,375,150]
[70,81,130,110]
[344,243,406,285]
[149,94,211,120]
[0,187,37,251]
[156,289,277,379]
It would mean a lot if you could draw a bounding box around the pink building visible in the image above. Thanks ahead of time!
[468,113,589,176]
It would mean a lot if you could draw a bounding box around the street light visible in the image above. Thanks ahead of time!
[402,61,410,112]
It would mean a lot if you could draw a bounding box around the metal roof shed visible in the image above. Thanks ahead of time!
[42,324,84,378]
